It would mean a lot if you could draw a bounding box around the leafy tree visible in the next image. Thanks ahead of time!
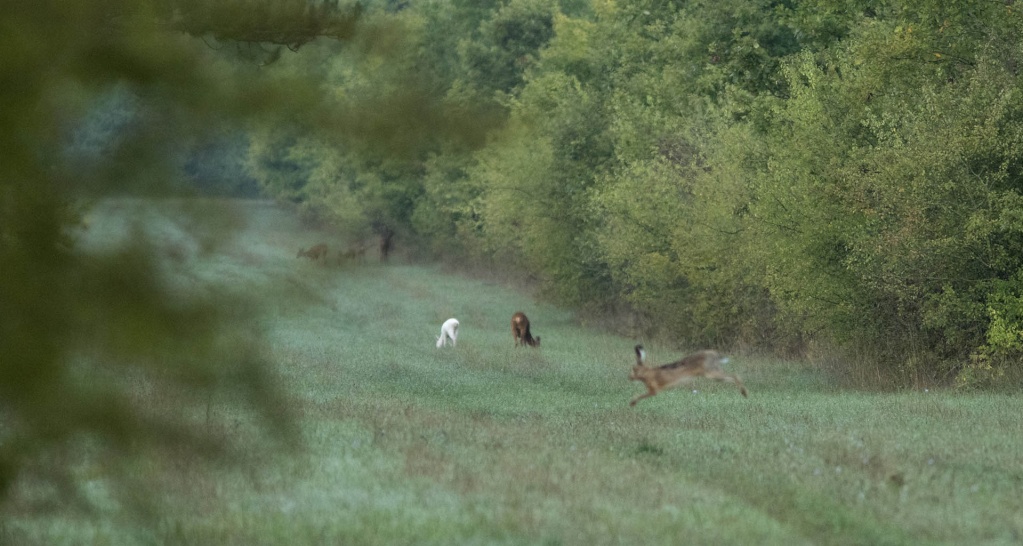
[564,0,809,343]
[470,62,616,305]
[712,4,1023,380]
[458,0,558,98]
[245,4,512,252]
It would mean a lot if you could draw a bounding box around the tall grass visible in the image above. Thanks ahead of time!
[5,199,1022,545]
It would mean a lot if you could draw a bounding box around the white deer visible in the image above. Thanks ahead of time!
[436,318,459,348]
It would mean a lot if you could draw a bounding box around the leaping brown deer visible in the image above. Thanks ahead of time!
[297,243,329,261]
[629,345,747,406]
[511,312,540,348]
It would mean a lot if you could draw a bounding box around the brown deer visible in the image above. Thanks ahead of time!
[629,345,747,406]
[511,312,540,347]
[297,243,328,261]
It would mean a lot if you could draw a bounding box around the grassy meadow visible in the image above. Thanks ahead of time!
[5,199,1023,545]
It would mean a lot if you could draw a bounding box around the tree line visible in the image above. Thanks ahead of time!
[246,0,1023,387]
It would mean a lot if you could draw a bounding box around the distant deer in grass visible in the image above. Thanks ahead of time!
[436,318,459,348]
[337,242,367,265]
[629,345,747,406]
[511,312,540,348]
[297,243,328,261]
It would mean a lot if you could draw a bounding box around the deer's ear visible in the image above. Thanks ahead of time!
[634,345,646,363]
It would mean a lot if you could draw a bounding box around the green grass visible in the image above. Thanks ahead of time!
[5,199,1023,545]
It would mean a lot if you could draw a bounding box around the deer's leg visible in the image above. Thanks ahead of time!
[707,371,749,398]
[630,385,658,406]
[732,374,748,397]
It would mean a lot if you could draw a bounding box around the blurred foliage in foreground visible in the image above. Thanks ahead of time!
[1,0,492,512]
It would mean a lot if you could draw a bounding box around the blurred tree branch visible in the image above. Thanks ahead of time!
[0,0,380,516]
[161,0,363,50]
